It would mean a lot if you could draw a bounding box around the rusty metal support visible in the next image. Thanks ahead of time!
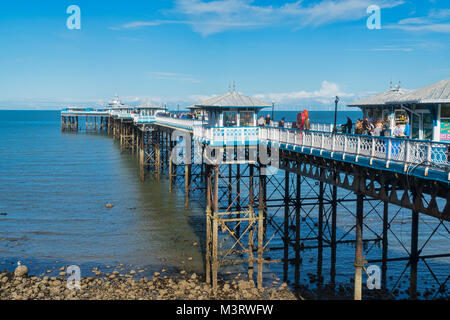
[283,170,290,282]
[410,202,419,299]
[294,173,301,288]
[354,192,364,300]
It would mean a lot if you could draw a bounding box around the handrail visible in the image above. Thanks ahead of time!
[259,127,450,172]
[60,108,449,174]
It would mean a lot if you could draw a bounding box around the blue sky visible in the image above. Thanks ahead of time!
[0,0,449,110]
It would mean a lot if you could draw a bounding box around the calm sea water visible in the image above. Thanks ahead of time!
[0,110,448,299]
[260,110,362,125]
[0,110,205,277]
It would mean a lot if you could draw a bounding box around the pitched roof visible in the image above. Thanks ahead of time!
[137,101,165,109]
[195,91,271,109]
[348,88,409,107]
[394,78,450,104]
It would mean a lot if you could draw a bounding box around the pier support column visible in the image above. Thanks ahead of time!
[354,192,364,300]
[131,127,135,155]
[185,164,191,209]
[139,131,145,182]
[283,170,290,282]
[317,176,324,290]
[169,149,174,193]
[410,201,419,299]
[155,138,161,181]
[248,164,255,282]
[382,201,389,289]
[236,164,241,237]
[212,165,219,291]
[120,122,124,153]
[330,174,337,292]
[205,165,212,285]
[294,173,301,288]
[257,165,266,289]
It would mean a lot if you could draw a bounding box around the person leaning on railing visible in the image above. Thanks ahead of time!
[257,116,265,126]
[354,119,363,134]
[393,123,405,138]
[304,114,311,130]
[345,116,353,134]
[372,121,383,136]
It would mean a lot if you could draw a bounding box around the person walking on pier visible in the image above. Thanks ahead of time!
[345,116,353,134]
[372,121,383,136]
[303,110,311,130]
[354,119,363,134]
[257,116,265,126]
[265,114,271,126]
[393,123,405,138]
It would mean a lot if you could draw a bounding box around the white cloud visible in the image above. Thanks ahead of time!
[0,82,357,110]
[113,0,404,35]
[391,23,450,33]
[369,46,414,52]
[252,81,355,107]
[390,7,450,33]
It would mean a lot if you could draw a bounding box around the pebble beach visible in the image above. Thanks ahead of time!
[0,264,298,300]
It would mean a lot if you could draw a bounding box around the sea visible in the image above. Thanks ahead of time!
[0,110,448,299]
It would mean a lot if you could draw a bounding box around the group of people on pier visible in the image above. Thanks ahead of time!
[257,110,311,130]
[346,117,409,138]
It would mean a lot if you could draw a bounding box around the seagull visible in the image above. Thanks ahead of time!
[17,260,21,266]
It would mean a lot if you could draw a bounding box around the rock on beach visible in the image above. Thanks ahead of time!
[0,268,298,301]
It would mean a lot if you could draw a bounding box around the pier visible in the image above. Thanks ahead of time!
[61,91,449,300]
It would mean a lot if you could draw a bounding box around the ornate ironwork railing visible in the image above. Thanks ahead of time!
[259,127,449,175]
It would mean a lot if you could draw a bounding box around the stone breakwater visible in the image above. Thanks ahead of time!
[0,270,298,300]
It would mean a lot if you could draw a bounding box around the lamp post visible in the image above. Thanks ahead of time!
[333,96,340,133]
[272,101,275,121]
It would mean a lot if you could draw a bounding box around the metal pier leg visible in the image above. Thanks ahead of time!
[155,137,161,181]
[236,164,241,237]
[354,193,364,300]
[228,164,232,209]
[169,147,174,193]
[295,173,301,288]
[205,165,212,285]
[331,178,337,292]
[248,164,255,282]
[139,131,145,182]
[317,177,324,290]
[212,165,219,291]
[283,170,290,282]
[257,165,266,289]
[131,126,135,155]
[410,204,419,299]
[185,163,191,209]
[382,201,389,289]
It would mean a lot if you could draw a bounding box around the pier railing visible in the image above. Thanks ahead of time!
[259,127,449,172]
[311,123,335,132]
[110,110,134,118]
[60,109,449,175]
[193,126,260,146]
[154,116,202,130]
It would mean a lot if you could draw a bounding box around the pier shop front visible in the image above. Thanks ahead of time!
[349,78,450,142]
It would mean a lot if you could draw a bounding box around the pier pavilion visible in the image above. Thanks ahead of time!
[349,78,450,141]
[61,89,450,300]
[192,90,271,147]
[135,102,167,116]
